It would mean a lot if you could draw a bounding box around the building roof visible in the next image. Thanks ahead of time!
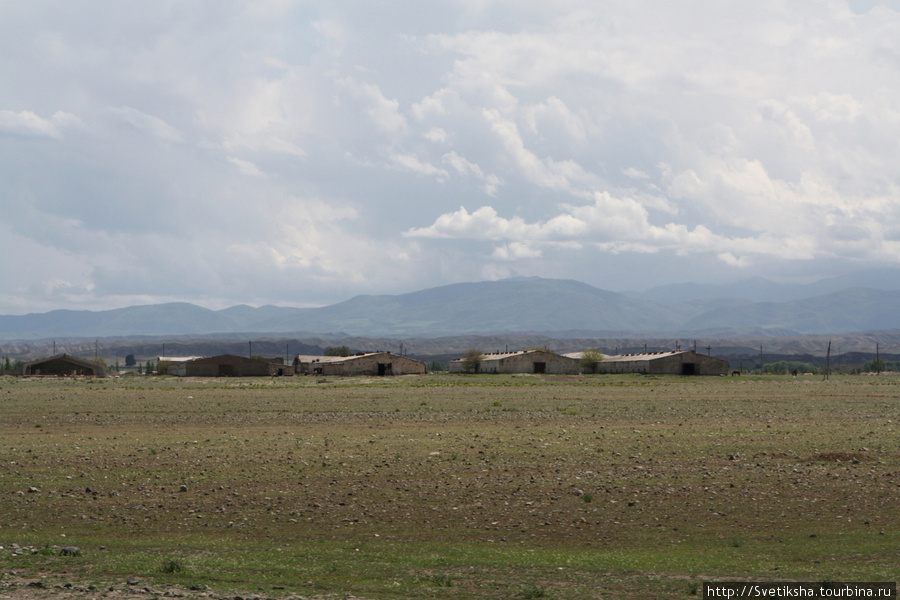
[296,351,397,364]
[450,349,560,363]
[23,354,107,377]
[564,350,711,363]
[24,354,103,369]
[182,354,273,364]
[157,356,206,363]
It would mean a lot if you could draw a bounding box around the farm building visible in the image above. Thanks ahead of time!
[294,352,426,376]
[155,356,204,375]
[22,354,107,377]
[449,350,580,375]
[565,350,730,375]
[166,354,286,377]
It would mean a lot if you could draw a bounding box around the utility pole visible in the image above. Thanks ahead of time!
[706,345,711,356]
[249,341,252,358]
[824,340,832,381]
[759,346,764,375]
[876,343,881,373]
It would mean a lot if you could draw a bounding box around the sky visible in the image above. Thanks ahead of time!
[2,0,900,315]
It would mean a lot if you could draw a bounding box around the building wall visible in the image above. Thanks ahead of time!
[322,353,426,376]
[453,351,580,375]
[595,351,729,375]
[297,353,426,376]
[690,353,731,375]
[23,356,106,377]
[170,355,275,377]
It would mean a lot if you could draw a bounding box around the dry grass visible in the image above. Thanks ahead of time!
[1,373,899,599]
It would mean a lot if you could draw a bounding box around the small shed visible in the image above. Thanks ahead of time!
[449,350,580,375]
[565,350,729,376]
[22,354,107,378]
[294,352,426,376]
[167,354,282,377]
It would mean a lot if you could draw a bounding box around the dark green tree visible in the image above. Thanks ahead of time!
[125,354,136,367]
[579,349,605,373]
[864,358,887,373]
[461,349,483,374]
[324,346,352,356]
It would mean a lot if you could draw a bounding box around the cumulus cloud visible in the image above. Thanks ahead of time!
[390,152,449,180]
[442,151,502,195]
[338,76,408,135]
[2,1,900,313]
[107,106,184,143]
[0,110,81,139]
[227,156,265,177]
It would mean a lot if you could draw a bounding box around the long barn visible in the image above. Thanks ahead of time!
[566,350,730,375]
[449,349,580,375]
[166,354,284,377]
[22,354,107,377]
[294,352,426,376]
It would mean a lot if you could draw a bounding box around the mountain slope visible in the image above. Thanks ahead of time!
[638,268,900,303]
[1,277,899,340]
[684,288,900,333]
[0,303,238,338]
[285,278,686,335]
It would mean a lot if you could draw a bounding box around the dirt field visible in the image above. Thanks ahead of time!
[1,373,898,599]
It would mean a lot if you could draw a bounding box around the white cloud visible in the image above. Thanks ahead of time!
[107,106,184,143]
[227,156,265,177]
[442,151,502,195]
[492,241,542,260]
[390,152,449,180]
[482,108,595,198]
[0,109,81,139]
[338,76,407,134]
[2,1,900,313]
[423,127,448,143]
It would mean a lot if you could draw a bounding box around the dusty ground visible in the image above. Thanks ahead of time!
[1,374,898,598]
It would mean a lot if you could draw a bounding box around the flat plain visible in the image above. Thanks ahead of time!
[1,373,898,599]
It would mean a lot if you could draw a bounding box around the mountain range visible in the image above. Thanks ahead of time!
[2,275,900,340]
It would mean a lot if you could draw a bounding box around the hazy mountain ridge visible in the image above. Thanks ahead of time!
[2,276,900,340]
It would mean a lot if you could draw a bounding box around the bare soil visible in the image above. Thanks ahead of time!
[2,374,898,598]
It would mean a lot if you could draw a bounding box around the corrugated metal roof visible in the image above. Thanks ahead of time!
[295,352,387,364]
[564,350,691,362]
[24,354,103,369]
[450,350,555,363]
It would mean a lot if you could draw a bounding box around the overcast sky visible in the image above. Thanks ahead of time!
[2,0,899,314]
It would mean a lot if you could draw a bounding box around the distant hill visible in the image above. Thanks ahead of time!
[681,288,900,333]
[636,268,900,303]
[275,278,687,336]
[2,277,900,340]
